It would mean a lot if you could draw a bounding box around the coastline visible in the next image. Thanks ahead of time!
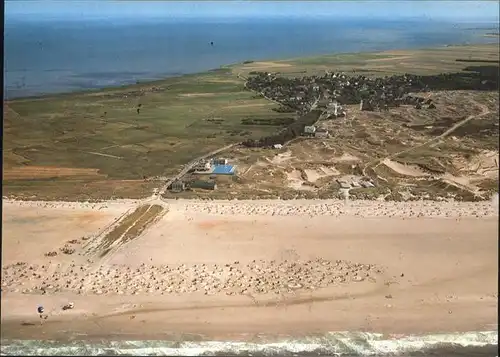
[1,332,497,356]
[4,40,499,202]
[2,199,497,343]
[4,41,498,102]
[1,291,498,341]
[2,36,498,356]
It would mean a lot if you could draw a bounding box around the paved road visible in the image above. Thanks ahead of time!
[156,75,321,198]
[156,143,238,196]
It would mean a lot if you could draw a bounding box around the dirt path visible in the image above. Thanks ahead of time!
[71,139,236,266]
[157,72,322,199]
[83,151,123,160]
[85,74,245,259]
[366,55,413,62]
[89,73,322,259]
[156,143,238,197]
[363,99,491,191]
[382,99,490,162]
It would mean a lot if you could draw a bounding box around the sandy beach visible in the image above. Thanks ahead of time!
[1,198,498,341]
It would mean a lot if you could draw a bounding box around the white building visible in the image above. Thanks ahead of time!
[212,158,228,165]
[195,161,212,171]
[304,126,316,135]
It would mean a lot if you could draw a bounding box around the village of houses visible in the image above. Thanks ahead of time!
[163,66,495,199]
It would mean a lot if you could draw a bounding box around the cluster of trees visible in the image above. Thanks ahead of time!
[242,110,321,147]
[241,64,498,147]
[246,65,498,114]
[241,117,295,126]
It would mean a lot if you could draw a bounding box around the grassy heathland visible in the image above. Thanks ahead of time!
[3,43,498,201]
[4,69,290,200]
[230,43,499,78]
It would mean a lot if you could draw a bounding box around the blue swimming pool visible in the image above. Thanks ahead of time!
[212,164,235,175]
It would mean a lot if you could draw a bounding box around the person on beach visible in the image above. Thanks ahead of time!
[37,305,48,324]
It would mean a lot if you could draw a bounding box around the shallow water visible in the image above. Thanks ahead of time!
[4,16,498,99]
[1,331,497,356]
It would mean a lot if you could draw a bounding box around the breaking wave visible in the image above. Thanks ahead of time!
[1,331,497,356]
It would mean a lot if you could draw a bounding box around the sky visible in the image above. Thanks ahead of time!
[5,0,500,23]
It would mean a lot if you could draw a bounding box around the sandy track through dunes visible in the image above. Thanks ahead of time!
[1,201,134,265]
[3,104,22,119]
[390,99,490,160]
[368,98,493,189]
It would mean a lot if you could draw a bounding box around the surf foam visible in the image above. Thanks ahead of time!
[0,330,497,356]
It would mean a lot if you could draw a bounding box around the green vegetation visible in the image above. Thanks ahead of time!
[122,204,165,243]
[95,204,164,257]
[476,178,499,196]
[102,205,152,247]
[4,42,498,201]
[231,43,499,78]
[395,149,450,174]
[4,70,290,199]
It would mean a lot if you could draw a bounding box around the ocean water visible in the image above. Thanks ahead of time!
[4,17,498,99]
[0,331,498,356]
